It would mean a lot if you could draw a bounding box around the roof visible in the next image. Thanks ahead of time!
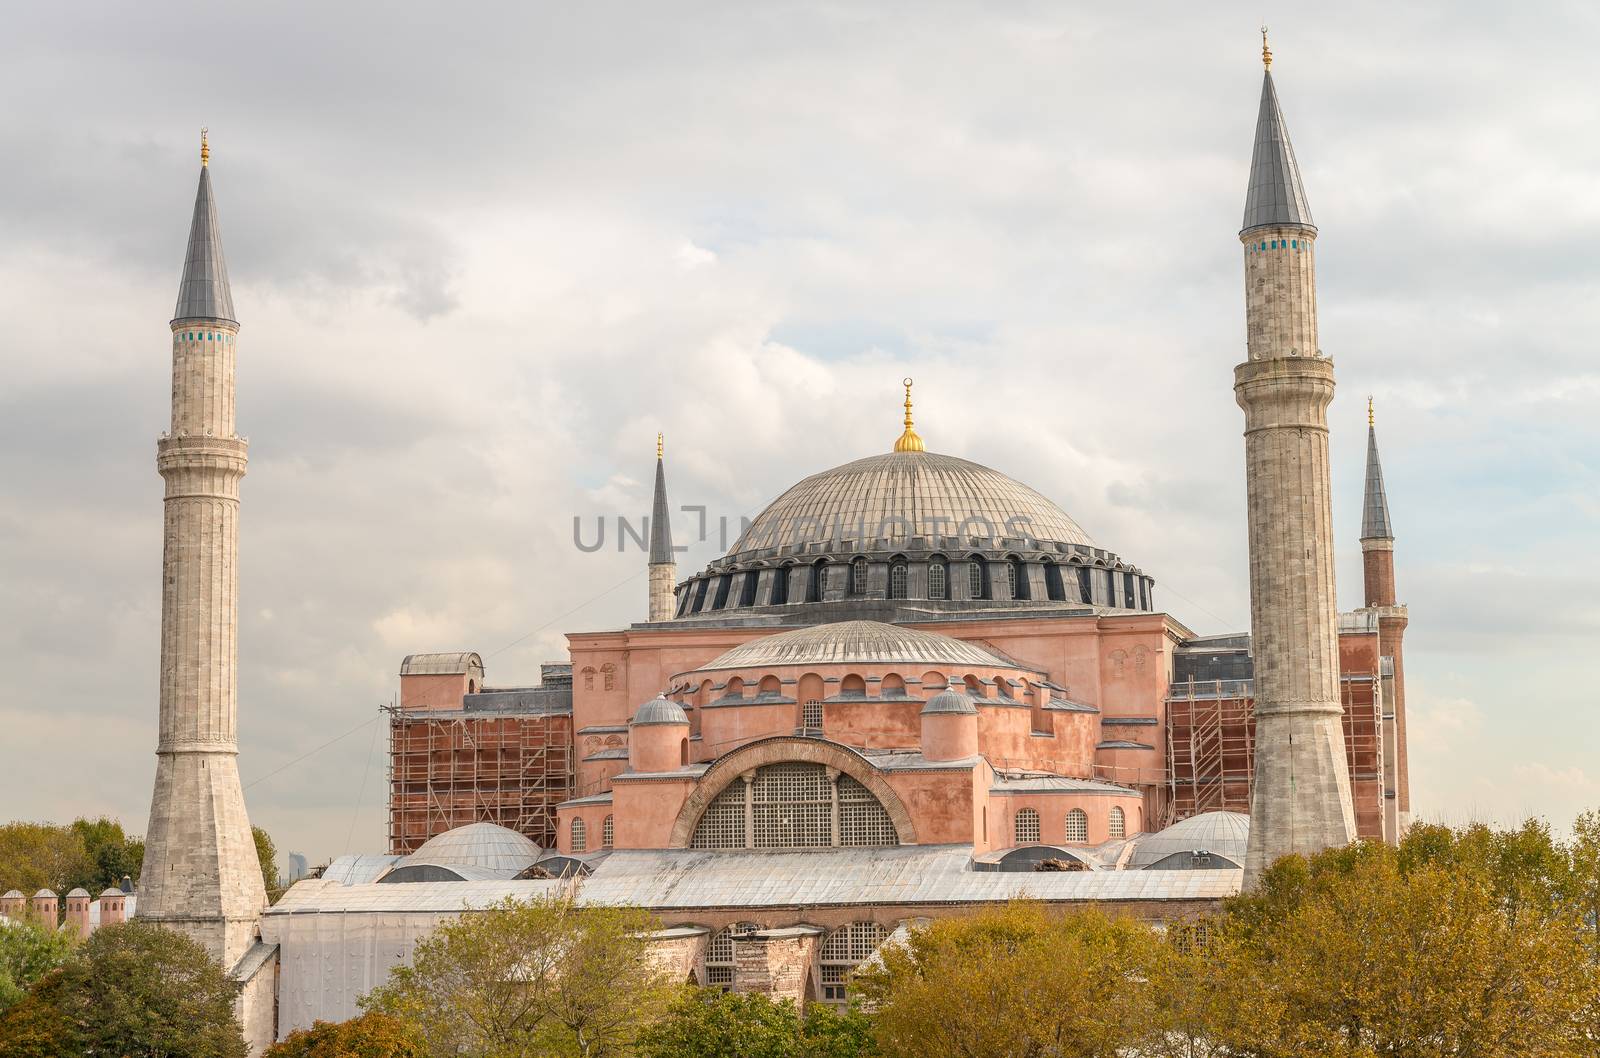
[991,775,1143,796]
[173,165,237,323]
[1241,71,1314,233]
[65,888,90,898]
[319,854,401,885]
[920,688,977,715]
[631,695,689,726]
[727,450,1096,559]
[401,822,541,872]
[695,620,1014,673]
[650,456,674,565]
[1129,811,1251,870]
[399,652,484,676]
[1361,424,1394,540]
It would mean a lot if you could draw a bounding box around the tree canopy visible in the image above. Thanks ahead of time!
[635,988,876,1058]
[264,1012,424,1058]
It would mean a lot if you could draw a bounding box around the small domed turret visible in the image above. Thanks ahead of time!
[630,695,691,772]
[920,688,979,762]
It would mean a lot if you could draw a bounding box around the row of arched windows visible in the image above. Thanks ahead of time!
[1011,806,1125,846]
[570,815,616,853]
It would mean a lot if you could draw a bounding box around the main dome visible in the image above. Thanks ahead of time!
[728,450,1095,559]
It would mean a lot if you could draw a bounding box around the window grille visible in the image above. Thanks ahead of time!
[803,698,823,731]
[570,818,587,852]
[1065,808,1088,843]
[1014,807,1041,844]
[690,783,748,849]
[602,815,615,848]
[928,562,947,599]
[1108,806,1125,840]
[851,558,868,594]
[819,921,888,1003]
[968,560,984,598]
[889,562,908,599]
[1006,560,1019,598]
[838,776,898,846]
[704,922,757,989]
[689,762,897,850]
[753,762,832,849]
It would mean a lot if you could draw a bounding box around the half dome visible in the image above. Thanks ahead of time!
[696,620,1012,673]
[401,822,541,873]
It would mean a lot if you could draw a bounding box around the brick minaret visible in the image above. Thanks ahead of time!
[648,433,677,621]
[1360,401,1410,837]
[137,131,267,967]
[1236,37,1357,887]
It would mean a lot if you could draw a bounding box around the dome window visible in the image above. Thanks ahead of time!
[851,557,868,595]
[771,565,790,606]
[967,558,986,600]
[928,560,947,600]
[888,560,908,599]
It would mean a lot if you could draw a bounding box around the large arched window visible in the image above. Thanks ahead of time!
[928,559,947,600]
[1064,808,1088,844]
[690,762,898,850]
[851,557,869,595]
[571,818,588,852]
[602,815,615,848]
[819,921,889,1004]
[1014,807,1041,845]
[1108,806,1126,840]
[888,559,908,599]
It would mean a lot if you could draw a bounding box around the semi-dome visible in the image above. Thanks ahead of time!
[631,695,689,726]
[695,620,1014,673]
[1129,811,1249,871]
[400,822,541,873]
[729,450,1094,559]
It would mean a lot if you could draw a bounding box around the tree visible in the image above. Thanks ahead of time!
[254,825,282,902]
[0,920,248,1058]
[635,988,876,1058]
[363,894,673,1058]
[0,918,77,1015]
[855,902,1171,1058]
[264,1012,424,1058]
[68,817,144,894]
[0,823,90,902]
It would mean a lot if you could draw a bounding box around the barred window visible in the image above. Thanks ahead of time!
[803,698,823,731]
[819,921,889,1003]
[602,815,615,848]
[851,557,868,595]
[968,560,984,599]
[571,818,587,852]
[889,561,908,599]
[1108,806,1125,840]
[1014,807,1041,845]
[928,561,947,599]
[690,762,898,850]
[704,922,758,989]
[1065,808,1088,843]
[1005,560,1018,598]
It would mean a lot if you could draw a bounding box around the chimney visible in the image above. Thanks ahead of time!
[98,888,127,927]
[31,889,58,926]
[64,888,92,939]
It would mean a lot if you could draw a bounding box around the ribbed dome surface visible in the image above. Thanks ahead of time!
[632,696,689,726]
[920,688,978,715]
[698,620,1010,672]
[402,822,541,872]
[728,451,1094,558]
[1130,811,1250,870]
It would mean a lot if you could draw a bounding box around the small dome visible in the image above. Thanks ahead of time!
[65,888,90,898]
[631,696,689,726]
[99,888,123,898]
[1129,811,1250,870]
[920,688,978,715]
[1,890,22,900]
[698,620,1010,672]
[402,822,541,873]
[33,889,56,899]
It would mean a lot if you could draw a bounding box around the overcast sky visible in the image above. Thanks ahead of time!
[2,2,1596,869]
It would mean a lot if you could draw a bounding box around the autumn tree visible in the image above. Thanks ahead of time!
[363,894,673,1058]
[0,823,91,901]
[264,1012,424,1058]
[636,988,877,1058]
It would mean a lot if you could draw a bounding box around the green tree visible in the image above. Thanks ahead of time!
[636,988,876,1058]
[67,817,144,894]
[254,825,282,902]
[855,902,1170,1058]
[364,894,673,1058]
[0,823,90,902]
[0,918,76,1014]
[264,1012,424,1057]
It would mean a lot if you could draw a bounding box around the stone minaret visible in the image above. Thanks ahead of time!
[1236,38,1357,887]
[137,132,267,967]
[648,433,677,621]
[1360,401,1410,838]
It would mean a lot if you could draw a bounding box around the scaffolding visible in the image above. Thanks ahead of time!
[386,708,574,854]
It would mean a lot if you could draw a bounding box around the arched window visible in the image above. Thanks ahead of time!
[1065,808,1088,844]
[807,560,825,603]
[690,762,898,849]
[1014,807,1041,844]
[819,922,889,1004]
[1044,562,1065,602]
[571,818,588,852]
[772,565,790,606]
[602,815,615,848]
[739,571,759,607]
[851,557,868,595]
[1108,806,1126,840]
[712,576,732,610]
[888,559,908,599]
[1007,558,1029,600]
[928,560,947,600]
[703,922,758,989]
[968,558,986,599]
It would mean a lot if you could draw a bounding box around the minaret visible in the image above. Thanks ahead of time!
[1235,35,1358,887]
[1360,400,1410,837]
[648,433,677,621]
[137,131,267,967]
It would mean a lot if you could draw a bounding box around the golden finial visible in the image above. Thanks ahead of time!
[1261,26,1272,69]
[656,431,664,460]
[201,127,210,167]
[893,377,926,453]
[1367,396,1374,426]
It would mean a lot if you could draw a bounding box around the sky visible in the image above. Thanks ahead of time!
[2,2,1597,870]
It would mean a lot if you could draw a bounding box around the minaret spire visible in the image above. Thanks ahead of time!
[1234,43,1358,887]
[138,138,266,968]
[647,434,677,621]
[1357,403,1410,839]
[1361,405,1394,543]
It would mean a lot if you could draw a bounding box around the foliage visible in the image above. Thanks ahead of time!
[855,901,1171,1058]
[0,818,145,900]
[264,1012,425,1058]
[635,988,877,1058]
[69,816,144,895]
[363,894,673,1058]
[254,825,283,903]
[0,918,77,1015]
[0,920,247,1058]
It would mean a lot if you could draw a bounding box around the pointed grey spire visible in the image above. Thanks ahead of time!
[1242,71,1314,233]
[1361,423,1394,541]
[649,443,674,565]
[173,164,237,323]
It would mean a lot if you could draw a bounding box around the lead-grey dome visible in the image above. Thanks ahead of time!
[695,620,1014,673]
[400,822,541,873]
[920,688,978,715]
[730,450,1094,558]
[1130,811,1249,871]
[631,695,689,726]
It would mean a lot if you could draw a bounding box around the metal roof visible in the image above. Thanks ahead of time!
[650,455,674,565]
[1242,71,1314,233]
[631,695,689,726]
[173,165,237,323]
[991,775,1142,796]
[399,652,484,676]
[401,822,541,872]
[1129,811,1251,870]
[920,688,977,715]
[320,855,401,885]
[1361,424,1394,540]
[694,620,1016,673]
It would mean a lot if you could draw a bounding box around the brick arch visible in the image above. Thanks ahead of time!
[668,736,917,848]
